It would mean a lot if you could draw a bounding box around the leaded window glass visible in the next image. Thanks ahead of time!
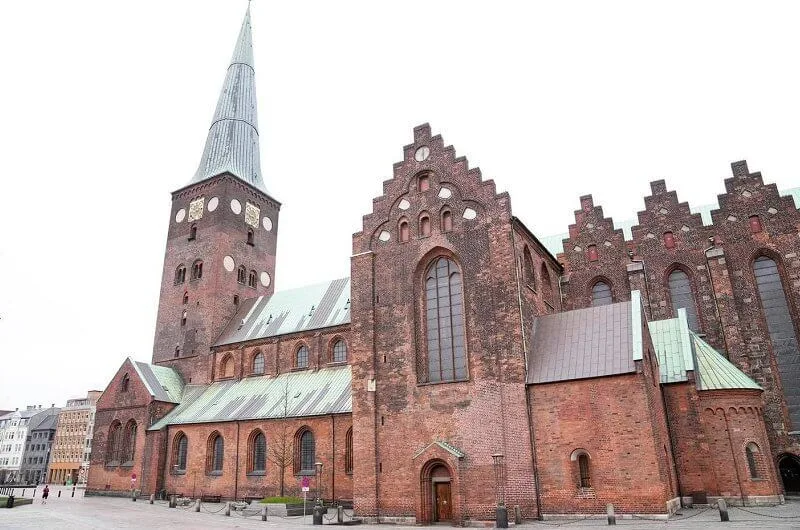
[300,430,314,473]
[424,257,467,383]
[252,432,266,472]
[591,281,612,306]
[211,435,223,473]
[296,345,309,368]
[332,340,347,363]
[176,434,187,471]
[669,269,699,331]
[252,352,264,375]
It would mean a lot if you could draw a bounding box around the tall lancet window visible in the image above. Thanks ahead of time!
[591,281,612,306]
[754,256,800,428]
[668,269,699,331]
[423,257,467,383]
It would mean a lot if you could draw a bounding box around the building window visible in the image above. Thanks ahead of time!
[591,281,612,306]
[663,231,676,249]
[541,264,553,304]
[749,215,763,234]
[399,219,410,243]
[174,346,181,358]
[183,292,189,305]
[248,270,257,288]
[523,246,535,289]
[121,374,130,393]
[174,265,187,285]
[296,345,309,369]
[295,429,315,474]
[420,214,431,237]
[220,355,234,379]
[237,266,246,284]
[423,257,467,383]
[252,352,264,375]
[345,427,353,474]
[332,339,347,363]
[587,245,599,261]
[181,310,187,327]
[206,433,224,474]
[233,295,239,306]
[191,260,203,280]
[188,225,197,241]
[441,210,453,232]
[753,255,800,428]
[746,442,760,479]
[249,431,267,474]
[668,269,700,331]
[105,421,121,465]
[578,454,591,488]
[418,174,430,192]
[247,229,255,246]
[121,420,137,465]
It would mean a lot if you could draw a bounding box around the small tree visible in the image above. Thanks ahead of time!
[268,379,293,497]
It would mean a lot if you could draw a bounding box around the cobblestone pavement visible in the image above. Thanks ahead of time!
[4,487,800,529]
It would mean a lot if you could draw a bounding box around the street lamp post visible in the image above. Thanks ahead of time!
[312,461,324,526]
[492,453,508,528]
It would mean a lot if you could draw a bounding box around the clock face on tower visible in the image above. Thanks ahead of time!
[188,197,205,222]
[245,202,260,228]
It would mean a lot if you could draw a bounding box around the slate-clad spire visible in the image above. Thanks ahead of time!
[190,6,267,193]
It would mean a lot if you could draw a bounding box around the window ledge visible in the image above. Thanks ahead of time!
[327,361,348,367]
[750,477,766,481]
[417,378,470,387]
[120,462,134,468]
[207,471,223,477]
[295,470,316,477]
[172,470,186,476]
[291,366,309,372]
[246,471,266,477]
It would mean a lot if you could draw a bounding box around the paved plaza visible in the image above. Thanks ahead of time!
[3,486,800,529]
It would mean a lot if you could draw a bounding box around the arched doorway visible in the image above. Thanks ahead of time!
[779,454,800,494]
[420,460,453,523]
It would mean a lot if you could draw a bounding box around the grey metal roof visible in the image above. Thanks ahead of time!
[131,359,184,403]
[527,299,637,384]
[215,278,351,347]
[189,6,267,194]
[26,408,60,432]
[149,365,352,430]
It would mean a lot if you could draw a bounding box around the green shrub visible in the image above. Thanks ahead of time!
[259,496,305,504]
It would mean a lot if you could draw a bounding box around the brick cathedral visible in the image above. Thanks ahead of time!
[87,7,800,524]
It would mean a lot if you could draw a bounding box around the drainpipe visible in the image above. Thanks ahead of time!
[330,414,336,502]
[234,421,240,501]
[510,223,543,520]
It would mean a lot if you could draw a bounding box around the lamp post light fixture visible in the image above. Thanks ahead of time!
[315,461,324,505]
[492,453,508,528]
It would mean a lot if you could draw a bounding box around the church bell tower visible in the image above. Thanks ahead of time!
[151,6,279,384]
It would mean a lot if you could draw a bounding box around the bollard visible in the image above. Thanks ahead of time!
[169,494,177,508]
[149,493,154,505]
[718,498,729,522]
[338,505,344,523]
[496,504,509,529]
[21,489,26,497]
[313,504,324,525]
[607,503,616,525]
[33,488,36,498]
[6,496,14,509]
[514,505,522,525]
[58,490,61,498]
[262,505,268,521]
[72,486,76,498]
[194,499,201,512]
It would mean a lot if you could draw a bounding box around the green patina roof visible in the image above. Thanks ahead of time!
[132,359,184,404]
[648,309,760,391]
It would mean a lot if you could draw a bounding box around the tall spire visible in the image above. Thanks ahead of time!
[190,5,267,193]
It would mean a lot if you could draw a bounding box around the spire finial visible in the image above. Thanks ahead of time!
[188,5,267,194]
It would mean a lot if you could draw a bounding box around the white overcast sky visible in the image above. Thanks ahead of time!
[1,1,799,410]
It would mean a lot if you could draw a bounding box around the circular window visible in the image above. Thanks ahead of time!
[175,209,186,223]
[207,197,219,212]
[263,217,273,231]
[463,208,477,220]
[438,187,452,199]
[260,271,271,287]
[378,230,391,242]
[398,199,410,210]
[223,256,235,272]
[230,199,242,215]
[414,146,430,162]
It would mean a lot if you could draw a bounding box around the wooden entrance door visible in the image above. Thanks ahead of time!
[434,482,452,521]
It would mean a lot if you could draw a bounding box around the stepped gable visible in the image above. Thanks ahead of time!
[630,179,708,253]
[353,123,510,254]
[560,194,631,309]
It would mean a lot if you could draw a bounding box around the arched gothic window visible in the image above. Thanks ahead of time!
[207,433,224,474]
[591,281,612,306]
[668,269,699,331]
[541,264,553,304]
[587,245,599,261]
[247,229,254,246]
[248,270,257,288]
[418,174,430,192]
[121,420,137,464]
[252,352,264,375]
[746,442,760,479]
[754,255,800,428]
[423,257,467,383]
[523,247,535,288]
[183,291,189,304]
[294,428,315,474]
[189,225,197,241]
[175,265,186,285]
[172,432,188,472]
[121,374,130,393]
[191,260,203,280]
[237,266,247,284]
[296,345,309,368]
[332,340,347,363]
[220,355,234,379]
[106,421,121,465]
[663,231,676,249]
[345,427,353,474]
[420,214,431,237]
[578,454,591,487]
[249,431,266,473]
